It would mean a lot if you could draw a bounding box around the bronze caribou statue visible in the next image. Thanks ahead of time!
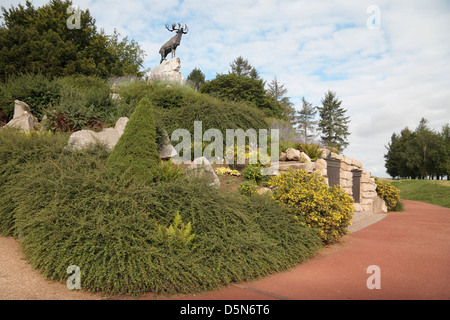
[159,23,189,64]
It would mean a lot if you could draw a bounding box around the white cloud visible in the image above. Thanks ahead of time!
[2,0,450,178]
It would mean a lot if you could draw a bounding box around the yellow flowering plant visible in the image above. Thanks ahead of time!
[238,181,258,196]
[375,178,401,211]
[215,167,241,176]
[269,169,354,243]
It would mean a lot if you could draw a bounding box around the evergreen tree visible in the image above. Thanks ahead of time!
[295,97,318,142]
[317,90,350,152]
[229,56,260,79]
[187,67,205,91]
[106,97,161,184]
[266,78,296,124]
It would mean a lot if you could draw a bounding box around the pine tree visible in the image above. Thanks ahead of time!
[229,56,260,79]
[266,78,296,124]
[317,90,350,152]
[295,97,318,142]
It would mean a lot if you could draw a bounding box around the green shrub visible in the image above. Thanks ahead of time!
[45,76,115,132]
[125,82,269,134]
[157,159,185,182]
[242,164,263,183]
[200,73,283,117]
[106,97,161,185]
[0,145,322,296]
[0,73,118,132]
[154,98,269,141]
[279,140,301,153]
[269,169,354,243]
[0,129,70,236]
[298,142,323,162]
[238,181,258,196]
[95,81,270,146]
[0,72,60,120]
[375,178,402,211]
[157,211,195,250]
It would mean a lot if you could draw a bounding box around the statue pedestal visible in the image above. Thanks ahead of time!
[147,58,185,84]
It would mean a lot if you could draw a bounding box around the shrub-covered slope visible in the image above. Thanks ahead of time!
[0,130,322,297]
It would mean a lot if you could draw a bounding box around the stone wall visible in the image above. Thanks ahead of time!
[277,149,380,213]
[326,152,378,212]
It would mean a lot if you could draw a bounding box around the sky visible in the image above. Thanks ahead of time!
[2,0,450,178]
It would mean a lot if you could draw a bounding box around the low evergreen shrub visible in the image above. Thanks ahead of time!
[0,72,60,120]
[49,75,115,131]
[0,129,70,236]
[0,82,324,298]
[0,145,322,296]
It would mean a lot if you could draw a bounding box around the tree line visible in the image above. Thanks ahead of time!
[384,118,449,180]
[187,56,351,153]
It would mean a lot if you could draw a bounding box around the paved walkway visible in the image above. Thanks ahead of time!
[147,200,450,300]
[1,200,449,300]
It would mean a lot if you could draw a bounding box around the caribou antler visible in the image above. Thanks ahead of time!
[165,23,177,32]
[165,23,188,34]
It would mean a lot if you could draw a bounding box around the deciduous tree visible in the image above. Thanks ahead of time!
[187,67,205,91]
[0,0,145,81]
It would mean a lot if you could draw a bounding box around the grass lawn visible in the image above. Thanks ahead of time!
[382,179,450,208]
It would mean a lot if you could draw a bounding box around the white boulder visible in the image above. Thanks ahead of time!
[285,148,301,161]
[188,156,220,187]
[4,100,40,132]
[147,58,185,84]
[67,117,128,151]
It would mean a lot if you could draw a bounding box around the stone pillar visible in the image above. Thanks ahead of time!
[360,170,377,211]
